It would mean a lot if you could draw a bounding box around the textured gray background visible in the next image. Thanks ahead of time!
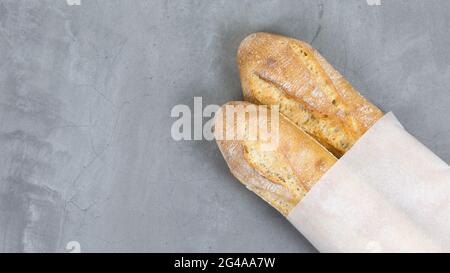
[0,0,449,252]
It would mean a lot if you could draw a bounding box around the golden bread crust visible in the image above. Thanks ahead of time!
[215,101,336,215]
[238,32,383,157]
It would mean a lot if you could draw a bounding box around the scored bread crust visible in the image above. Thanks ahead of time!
[238,32,383,157]
[215,101,336,215]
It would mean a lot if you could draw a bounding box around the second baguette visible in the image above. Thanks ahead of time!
[215,101,336,215]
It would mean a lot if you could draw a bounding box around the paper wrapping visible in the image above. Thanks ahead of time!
[288,112,450,253]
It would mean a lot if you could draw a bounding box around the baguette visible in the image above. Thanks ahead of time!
[215,101,336,215]
[238,32,383,157]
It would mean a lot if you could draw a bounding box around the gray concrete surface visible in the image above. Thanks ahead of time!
[0,0,450,252]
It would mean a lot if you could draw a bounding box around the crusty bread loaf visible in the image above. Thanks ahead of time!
[215,101,336,215]
[238,32,383,157]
